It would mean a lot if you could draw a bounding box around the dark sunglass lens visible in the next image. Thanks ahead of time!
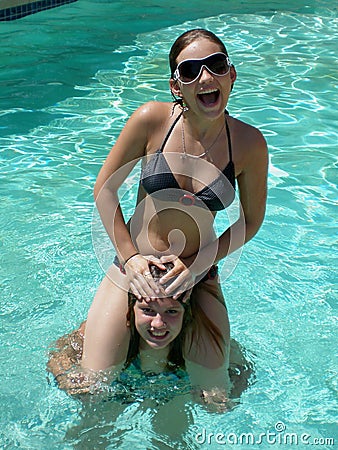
[208,54,229,74]
[179,60,201,82]
[177,54,229,82]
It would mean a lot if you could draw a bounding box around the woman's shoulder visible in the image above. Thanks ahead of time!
[227,115,268,175]
[229,115,267,158]
[134,101,173,126]
[229,115,266,145]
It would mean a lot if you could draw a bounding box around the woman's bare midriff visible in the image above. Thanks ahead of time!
[130,196,217,260]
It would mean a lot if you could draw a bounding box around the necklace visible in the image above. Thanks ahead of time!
[180,115,225,160]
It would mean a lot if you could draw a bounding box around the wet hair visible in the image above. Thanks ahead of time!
[125,263,224,372]
[169,28,229,79]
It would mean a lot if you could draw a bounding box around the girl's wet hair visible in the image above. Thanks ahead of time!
[128,262,186,304]
[148,262,174,286]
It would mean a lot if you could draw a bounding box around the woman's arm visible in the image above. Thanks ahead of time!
[95,102,167,298]
[94,102,152,263]
[216,125,268,258]
[161,125,268,295]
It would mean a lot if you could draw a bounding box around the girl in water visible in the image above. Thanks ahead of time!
[79,28,267,398]
[48,264,251,409]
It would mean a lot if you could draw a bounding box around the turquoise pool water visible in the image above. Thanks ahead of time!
[1,1,337,449]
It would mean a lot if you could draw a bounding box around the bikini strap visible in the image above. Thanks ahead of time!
[225,114,233,163]
[159,111,183,152]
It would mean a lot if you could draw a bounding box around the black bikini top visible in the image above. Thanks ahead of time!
[140,112,236,211]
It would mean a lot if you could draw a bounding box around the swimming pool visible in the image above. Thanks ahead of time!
[1,0,337,448]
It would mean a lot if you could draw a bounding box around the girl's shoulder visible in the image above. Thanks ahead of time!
[134,101,175,127]
[229,115,266,144]
[227,115,268,174]
[229,115,267,157]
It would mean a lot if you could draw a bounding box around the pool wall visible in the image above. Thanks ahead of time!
[0,0,77,20]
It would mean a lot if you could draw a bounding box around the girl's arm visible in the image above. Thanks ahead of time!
[185,360,232,412]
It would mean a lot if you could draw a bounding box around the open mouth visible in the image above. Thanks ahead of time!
[197,89,220,106]
[148,330,169,340]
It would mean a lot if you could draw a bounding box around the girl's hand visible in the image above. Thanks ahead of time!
[124,254,165,300]
[199,388,233,413]
[159,255,196,300]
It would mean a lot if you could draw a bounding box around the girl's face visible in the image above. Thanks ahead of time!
[134,298,185,351]
[171,38,236,119]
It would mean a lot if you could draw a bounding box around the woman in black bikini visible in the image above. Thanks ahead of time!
[81,29,268,401]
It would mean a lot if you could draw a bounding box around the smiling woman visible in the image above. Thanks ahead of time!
[47,263,192,395]
[130,298,186,361]
[81,29,267,396]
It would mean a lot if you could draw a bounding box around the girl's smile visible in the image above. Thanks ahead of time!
[171,39,236,120]
[134,298,185,350]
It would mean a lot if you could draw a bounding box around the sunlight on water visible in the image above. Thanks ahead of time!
[0,3,337,449]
